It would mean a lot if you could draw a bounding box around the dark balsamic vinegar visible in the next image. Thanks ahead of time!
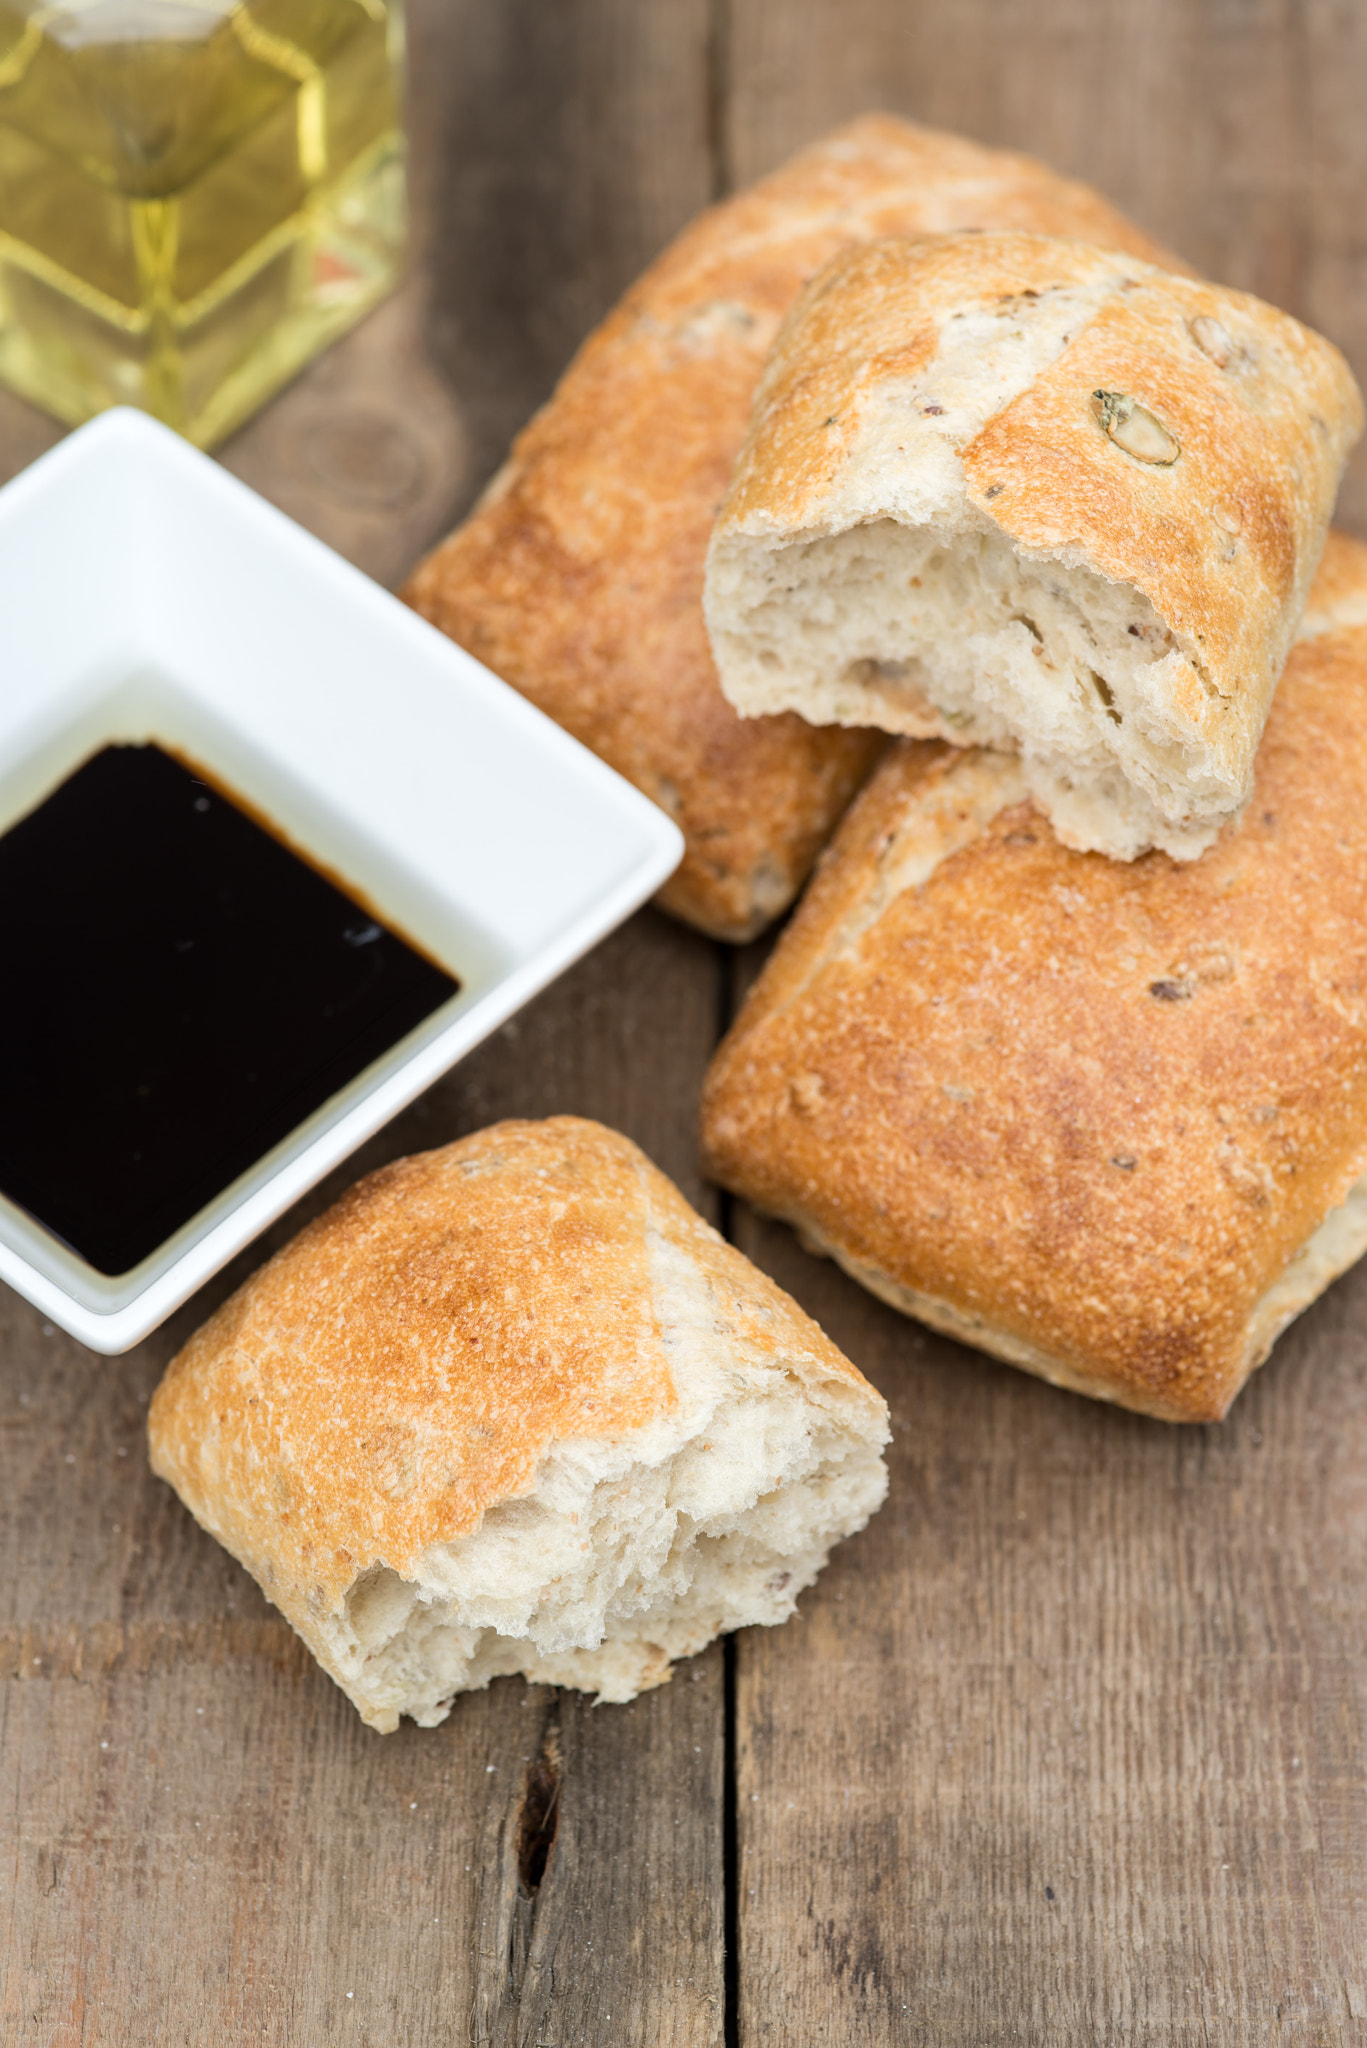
[0,744,459,1275]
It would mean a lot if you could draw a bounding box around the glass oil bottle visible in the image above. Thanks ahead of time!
[0,0,405,448]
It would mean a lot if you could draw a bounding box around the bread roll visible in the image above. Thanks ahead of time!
[403,116,1189,941]
[148,1118,889,1728]
[700,534,1367,1425]
[705,233,1362,862]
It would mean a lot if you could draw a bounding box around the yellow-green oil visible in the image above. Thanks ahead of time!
[0,0,404,447]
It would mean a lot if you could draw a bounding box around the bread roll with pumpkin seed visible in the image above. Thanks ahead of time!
[704,232,1362,862]
[404,118,1192,942]
[701,533,1367,1424]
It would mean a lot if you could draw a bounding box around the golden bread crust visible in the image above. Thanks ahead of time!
[700,537,1367,1423]
[712,232,1361,811]
[148,1117,876,1640]
[403,115,1189,941]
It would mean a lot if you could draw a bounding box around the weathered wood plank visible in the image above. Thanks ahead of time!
[719,11,1367,2033]
[420,0,718,503]
[731,1205,1367,2043]
[1,0,728,2036]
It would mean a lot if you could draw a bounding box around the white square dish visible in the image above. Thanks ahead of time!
[0,409,683,1353]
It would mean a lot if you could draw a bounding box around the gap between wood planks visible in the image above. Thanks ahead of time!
[717,936,742,2048]
[709,37,742,2043]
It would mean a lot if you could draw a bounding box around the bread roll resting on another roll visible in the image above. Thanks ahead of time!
[702,535,1367,1424]
[148,1118,889,1729]
[704,233,1362,863]
[403,116,1190,942]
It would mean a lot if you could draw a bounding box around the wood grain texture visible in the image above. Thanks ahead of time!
[730,1202,1367,2047]
[421,0,716,518]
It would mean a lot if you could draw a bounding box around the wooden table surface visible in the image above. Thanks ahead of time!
[4,3,1367,2042]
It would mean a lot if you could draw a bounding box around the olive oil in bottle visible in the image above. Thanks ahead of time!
[0,0,405,448]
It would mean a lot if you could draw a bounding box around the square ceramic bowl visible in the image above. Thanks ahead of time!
[0,409,682,1352]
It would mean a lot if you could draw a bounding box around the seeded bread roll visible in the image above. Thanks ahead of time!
[148,1117,889,1729]
[704,233,1362,863]
[403,115,1189,941]
[701,535,1367,1425]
